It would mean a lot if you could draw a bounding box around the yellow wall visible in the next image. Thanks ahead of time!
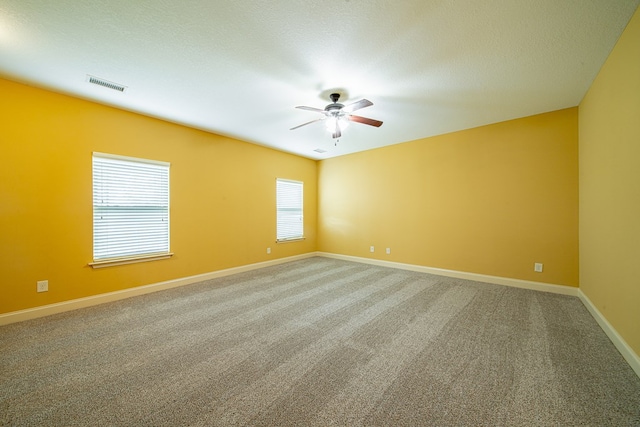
[579,7,640,355]
[0,78,317,314]
[318,108,579,286]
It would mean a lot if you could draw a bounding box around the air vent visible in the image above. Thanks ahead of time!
[313,148,327,153]
[87,75,127,92]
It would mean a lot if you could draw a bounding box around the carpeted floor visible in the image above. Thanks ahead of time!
[1,257,639,426]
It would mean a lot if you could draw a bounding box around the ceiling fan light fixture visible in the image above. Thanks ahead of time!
[324,115,349,132]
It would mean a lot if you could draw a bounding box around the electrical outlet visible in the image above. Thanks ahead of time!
[266,247,271,254]
[534,263,543,273]
[37,280,48,292]
[386,248,391,254]
[370,246,375,253]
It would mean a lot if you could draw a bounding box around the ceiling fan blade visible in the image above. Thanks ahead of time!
[332,120,342,139]
[290,118,323,130]
[295,106,326,113]
[348,115,383,127]
[342,99,373,113]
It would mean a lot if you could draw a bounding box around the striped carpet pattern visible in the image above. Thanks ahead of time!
[1,257,639,426]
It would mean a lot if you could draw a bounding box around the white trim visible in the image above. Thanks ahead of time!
[317,252,639,379]
[578,290,640,378]
[6,251,638,381]
[316,252,579,296]
[276,237,306,243]
[275,177,303,185]
[0,253,316,326]
[89,253,174,268]
[92,151,169,166]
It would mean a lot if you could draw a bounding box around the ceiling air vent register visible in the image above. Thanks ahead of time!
[87,75,127,92]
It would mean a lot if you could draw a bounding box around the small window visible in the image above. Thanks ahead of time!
[92,153,170,264]
[276,178,303,242]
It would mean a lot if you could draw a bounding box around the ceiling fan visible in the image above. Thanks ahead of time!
[290,93,383,139]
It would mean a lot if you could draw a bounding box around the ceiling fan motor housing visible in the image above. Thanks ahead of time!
[326,93,344,112]
[325,103,344,110]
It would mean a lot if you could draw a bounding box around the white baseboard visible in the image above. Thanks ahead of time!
[3,251,638,379]
[317,252,579,296]
[578,290,640,378]
[0,252,575,327]
[318,252,638,379]
[0,252,317,326]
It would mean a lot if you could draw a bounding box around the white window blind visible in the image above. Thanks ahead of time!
[276,179,303,242]
[92,153,170,261]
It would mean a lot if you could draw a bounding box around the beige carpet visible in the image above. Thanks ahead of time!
[1,257,639,426]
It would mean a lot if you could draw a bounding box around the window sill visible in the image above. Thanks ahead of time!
[276,237,305,243]
[89,253,174,269]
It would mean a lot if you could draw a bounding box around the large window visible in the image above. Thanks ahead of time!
[92,153,170,266]
[276,178,303,242]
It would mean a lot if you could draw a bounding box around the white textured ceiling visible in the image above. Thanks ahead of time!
[1,1,638,159]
